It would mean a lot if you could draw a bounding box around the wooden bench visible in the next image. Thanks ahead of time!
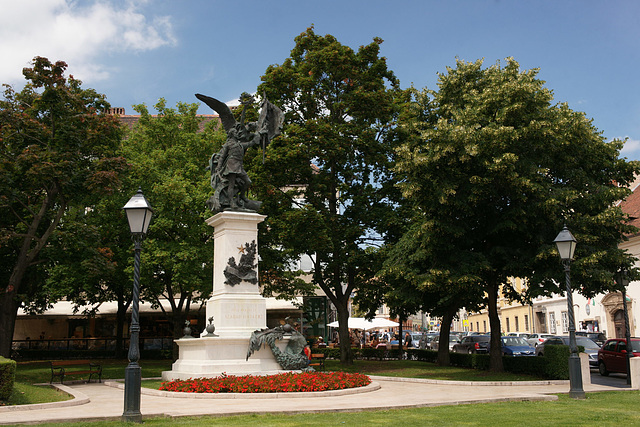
[50,360,102,384]
[309,353,325,371]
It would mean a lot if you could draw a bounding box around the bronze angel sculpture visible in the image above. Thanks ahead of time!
[196,92,283,212]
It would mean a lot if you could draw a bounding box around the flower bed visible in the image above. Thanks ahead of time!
[159,371,371,393]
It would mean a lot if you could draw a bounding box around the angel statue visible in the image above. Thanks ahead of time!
[196,92,284,212]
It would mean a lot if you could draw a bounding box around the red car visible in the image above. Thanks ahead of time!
[597,338,640,376]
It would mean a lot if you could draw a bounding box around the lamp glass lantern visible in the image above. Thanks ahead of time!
[123,188,153,235]
[554,226,577,261]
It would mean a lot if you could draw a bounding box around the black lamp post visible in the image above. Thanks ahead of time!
[615,269,633,386]
[122,188,153,423]
[554,225,585,399]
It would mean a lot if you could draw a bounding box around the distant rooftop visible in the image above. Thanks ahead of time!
[107,107,222,132]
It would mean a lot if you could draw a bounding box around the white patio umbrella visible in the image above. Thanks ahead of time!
[326,317,399,330]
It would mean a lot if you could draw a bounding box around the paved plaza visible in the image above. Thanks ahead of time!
[0,372,631,425]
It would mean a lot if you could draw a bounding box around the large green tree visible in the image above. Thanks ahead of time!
[253,27,405,364]
[0,57,127,357]
[395,58,639,371]
[121,99,221,352]
[44,189,136,357]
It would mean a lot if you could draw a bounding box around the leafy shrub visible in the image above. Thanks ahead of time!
[406,349,438,362]
[0,357,16,400]
[540,345,571,379]
[449,352,491,370]
[447,344,584,379]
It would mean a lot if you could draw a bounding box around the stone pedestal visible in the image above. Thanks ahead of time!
[205,211,267,337]
[629,357,640,389]
[579,352,591,387]
[162,211,281,381]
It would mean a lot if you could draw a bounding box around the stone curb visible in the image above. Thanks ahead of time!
[368,375,569,386]
[104,380,381,399]
[0,384,89,413]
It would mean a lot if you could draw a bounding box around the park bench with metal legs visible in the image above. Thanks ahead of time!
[50,359,102,384]
[309,353,325,371]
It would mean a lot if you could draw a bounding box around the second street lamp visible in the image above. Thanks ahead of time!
[122,188,153,423]
[554,225,585,399]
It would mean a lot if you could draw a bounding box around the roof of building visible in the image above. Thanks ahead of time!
[619,180,640,234]
[108,107,221,132]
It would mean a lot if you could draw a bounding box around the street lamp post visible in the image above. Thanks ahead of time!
[122,188,153,423]
[554,226,585,399]
[615,269,633,386]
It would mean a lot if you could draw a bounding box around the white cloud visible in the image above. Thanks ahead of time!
[0,0,176,85]
[617,137,640,161]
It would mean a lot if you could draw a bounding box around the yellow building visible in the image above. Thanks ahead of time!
[466,278,535,335]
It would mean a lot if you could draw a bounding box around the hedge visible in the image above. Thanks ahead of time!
[0,356,16,401]
[11,348,172,361]
[316,345,581,380]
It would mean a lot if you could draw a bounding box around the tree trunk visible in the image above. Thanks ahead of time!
[436,307,456,366]
[487,281,504,372]
[398,314,405,360]
[171,314,188,361]
[335,300,353,365]
[115,296,127,359]
[0,290,20,358]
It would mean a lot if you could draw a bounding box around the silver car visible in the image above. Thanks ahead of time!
[535,336,601,367]
[526,333,555,347]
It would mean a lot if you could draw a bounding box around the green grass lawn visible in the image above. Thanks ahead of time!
[3,358,638,426]
[323,359,543,381]
[21,391,640,427]
[3,359,172,406]
[5,358,543,406]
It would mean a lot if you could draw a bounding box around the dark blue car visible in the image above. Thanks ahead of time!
[492,336,536,356]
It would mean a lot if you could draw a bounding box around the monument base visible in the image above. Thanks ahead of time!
[161,335,289,381]
[206,292,267,338]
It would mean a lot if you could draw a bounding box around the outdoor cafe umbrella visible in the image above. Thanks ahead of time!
[326,317,399,330]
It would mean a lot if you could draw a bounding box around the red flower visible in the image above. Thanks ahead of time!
[159,372,371,394]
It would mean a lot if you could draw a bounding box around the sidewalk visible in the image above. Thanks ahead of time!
[0,375,631,425]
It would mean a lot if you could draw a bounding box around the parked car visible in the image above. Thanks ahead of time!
[597,338,640,376]
[535,336,601,367]
[490,336,535,356]
[452,335,490,354]
[409,333,423,348]
[416,333,438,349]
[431,334,462,351]
[575,331,607,347]
[526,333,555,347]
[506,333,530,339]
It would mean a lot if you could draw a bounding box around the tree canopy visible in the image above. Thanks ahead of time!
[394,58,640,371]
[120,99,223,345]
[0,57,127,357]
[253,27,405,363]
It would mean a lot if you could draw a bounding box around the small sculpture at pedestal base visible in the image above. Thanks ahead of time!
[246,324,312,370]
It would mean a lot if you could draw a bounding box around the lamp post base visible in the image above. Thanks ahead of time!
[122,364,142,423]
[568,353,585,399]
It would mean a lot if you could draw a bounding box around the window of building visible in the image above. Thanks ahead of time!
[477,322,480,332]
[524,314,529,331]
[561,311,569,333]
[483,320,487,333]
[549,312,557,334]
[470,322,473,332]
[506,318,510,332]
[515,316,519,332]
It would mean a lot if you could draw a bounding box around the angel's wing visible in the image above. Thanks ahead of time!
[195,93,236,133]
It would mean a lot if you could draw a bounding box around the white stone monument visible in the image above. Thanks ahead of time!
[162,211,288,381]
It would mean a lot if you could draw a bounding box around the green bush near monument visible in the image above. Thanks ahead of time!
[314,346,581,380]
[0,356,16,400]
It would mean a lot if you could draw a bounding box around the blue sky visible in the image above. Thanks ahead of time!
[3,0,640,159]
